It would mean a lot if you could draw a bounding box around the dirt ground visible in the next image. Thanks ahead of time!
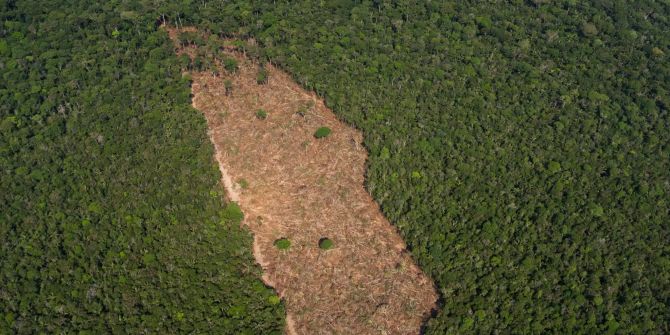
[167,27,437,335]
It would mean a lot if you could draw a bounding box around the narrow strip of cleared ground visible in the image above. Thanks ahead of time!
[169,27,437,335]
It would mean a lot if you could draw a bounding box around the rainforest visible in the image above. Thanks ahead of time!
[1,0,668,334]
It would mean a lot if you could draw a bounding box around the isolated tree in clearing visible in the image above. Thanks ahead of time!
[318,238,334,250]
[274,238,291,250]
[314,127,331,138]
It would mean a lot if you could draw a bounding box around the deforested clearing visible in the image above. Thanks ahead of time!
[168,27,437,335]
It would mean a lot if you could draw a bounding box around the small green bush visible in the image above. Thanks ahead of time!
[314,127,332,139]
[223,57,238,73]
[318,238,334,250]
[257,67,268,84]
[222,202,244,224]
[255,109,268,120]
[274,238,291,250]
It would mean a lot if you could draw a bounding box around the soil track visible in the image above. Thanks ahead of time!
[168,27,437,335]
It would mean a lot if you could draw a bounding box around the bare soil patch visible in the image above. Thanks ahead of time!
[167,27,437,335]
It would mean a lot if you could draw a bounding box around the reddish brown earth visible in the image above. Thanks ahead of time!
[167,27,437,335]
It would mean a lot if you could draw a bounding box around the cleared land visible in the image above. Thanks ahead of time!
[168,27,437,335]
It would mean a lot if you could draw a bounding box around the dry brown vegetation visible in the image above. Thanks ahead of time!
[167,27,437,335]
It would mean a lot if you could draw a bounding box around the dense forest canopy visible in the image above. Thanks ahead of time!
[1,0,669,334]
[0,1,283,333]
[182,0,669,333]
